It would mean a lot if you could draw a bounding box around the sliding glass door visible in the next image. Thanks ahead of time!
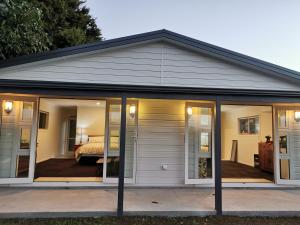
[103,100,138,183]
[185,103,214,184]
[275,107,300,185]
[0,96,38,184]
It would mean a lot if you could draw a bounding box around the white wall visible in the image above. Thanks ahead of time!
[136,99,185,185]
[36,101,62,162]
[0,42,299,92]
[76,106,106,144]
[221,106,273,166]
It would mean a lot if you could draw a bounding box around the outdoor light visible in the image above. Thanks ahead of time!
[187,107,192,116]
[129,105,136,119]
[295,111,300,122]
[4,101,13,114]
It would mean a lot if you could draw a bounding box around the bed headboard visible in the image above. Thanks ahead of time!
[88,135,104,143]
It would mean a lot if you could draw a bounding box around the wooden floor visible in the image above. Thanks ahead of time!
[221,160,273,181]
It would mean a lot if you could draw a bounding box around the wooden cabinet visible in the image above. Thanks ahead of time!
[258,142,274,173]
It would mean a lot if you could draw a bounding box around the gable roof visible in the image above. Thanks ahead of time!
[0,29,300,83]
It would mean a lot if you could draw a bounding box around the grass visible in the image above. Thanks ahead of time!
[0,216,299,225]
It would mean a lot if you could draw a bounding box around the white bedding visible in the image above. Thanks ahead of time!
[75,142,104,161]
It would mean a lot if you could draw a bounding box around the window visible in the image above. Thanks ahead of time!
[238,116,259,134]
[21,102,33,121]
[39,111,49,129]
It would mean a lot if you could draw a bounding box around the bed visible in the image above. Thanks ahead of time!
[75,135,104,162]
[74,135,120,162]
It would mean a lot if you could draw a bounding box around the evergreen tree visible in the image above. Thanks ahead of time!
[32,0,102,50]
[0,0,49,59]
[0,0,102,60]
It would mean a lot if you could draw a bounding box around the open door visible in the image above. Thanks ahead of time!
[275,107,300,185]
[0,96,38,184]
[103,100,138,184]
[185,102,214,184]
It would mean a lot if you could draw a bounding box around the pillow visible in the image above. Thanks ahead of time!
[88,136,104,143]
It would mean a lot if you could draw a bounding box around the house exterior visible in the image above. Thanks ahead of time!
[0,30,300,216]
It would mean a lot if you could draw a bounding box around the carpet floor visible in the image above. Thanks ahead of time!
[221,160,273,181]
[34,158,100,178]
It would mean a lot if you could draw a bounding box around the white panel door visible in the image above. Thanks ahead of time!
[0,96,38,184]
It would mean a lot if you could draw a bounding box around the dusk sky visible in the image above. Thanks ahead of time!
[86,0,300,72]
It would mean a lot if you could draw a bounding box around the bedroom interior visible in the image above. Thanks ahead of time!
[34,98,121,182]
[221,105,274,183]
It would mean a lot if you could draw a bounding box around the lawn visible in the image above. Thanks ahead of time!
[0,217,299,225]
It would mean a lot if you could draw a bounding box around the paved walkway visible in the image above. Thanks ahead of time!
[0,188,299,217]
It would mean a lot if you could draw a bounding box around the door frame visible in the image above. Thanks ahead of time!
[103,99,138,184]
[64,115,77,154]
[274,106,300,185]
[0,95,38,184]
[184,102,215,185]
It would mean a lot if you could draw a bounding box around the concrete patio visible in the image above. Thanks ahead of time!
[0,187,299,217]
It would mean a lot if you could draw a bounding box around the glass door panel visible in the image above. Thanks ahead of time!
[104,100,137,183]
[124,102,138,181]
[185,103,214,184]
[0,97,37,183]
[275,107,300,184]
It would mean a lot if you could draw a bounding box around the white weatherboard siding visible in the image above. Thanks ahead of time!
[0,41,300,91]
[136,99,185,185]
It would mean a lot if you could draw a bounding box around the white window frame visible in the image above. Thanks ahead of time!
[274,106,300,186]
[184,102,215,185]
[0,96,38,185]
[103,100,138,184]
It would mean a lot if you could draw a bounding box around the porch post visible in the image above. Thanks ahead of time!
[117,95,127,216]
[214,97,222,215]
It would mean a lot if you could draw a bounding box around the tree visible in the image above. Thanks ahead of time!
[0,0,102,60]
[32,0,102,50]
[0,0,49,60]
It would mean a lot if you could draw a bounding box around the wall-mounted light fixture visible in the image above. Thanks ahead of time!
[4,101,13,114]
[129,105,136,119]
[295,111,300,122]
[187,107,192,116]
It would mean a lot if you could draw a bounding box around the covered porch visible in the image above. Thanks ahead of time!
[0,187,299,217]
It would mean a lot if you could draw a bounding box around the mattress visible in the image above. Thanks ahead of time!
[75,142,104,161]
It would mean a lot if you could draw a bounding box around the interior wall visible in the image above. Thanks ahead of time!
[36,101,62,163]
[221,106,272,166]
[76,105,106,144]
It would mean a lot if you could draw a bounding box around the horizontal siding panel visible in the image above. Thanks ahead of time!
[0,41,300,91]
[137,150,184,159]
[136,163,184,171]
[138,138,183,146]
[162,77,296,90]
[136,99,185,185]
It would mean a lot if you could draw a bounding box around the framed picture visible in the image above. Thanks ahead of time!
[238,116,259,135]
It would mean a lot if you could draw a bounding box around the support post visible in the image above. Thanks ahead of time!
[117,96,127,216]
[214,97,222,215]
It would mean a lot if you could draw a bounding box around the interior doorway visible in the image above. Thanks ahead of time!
[221,104,274,183]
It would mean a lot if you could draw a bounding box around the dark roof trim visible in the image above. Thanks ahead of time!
[0,79,300,98]
[0,29,300,83]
